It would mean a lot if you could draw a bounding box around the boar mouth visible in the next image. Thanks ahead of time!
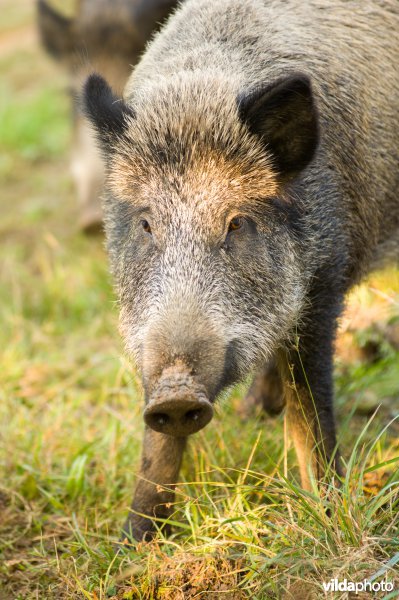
[143,365,214,436]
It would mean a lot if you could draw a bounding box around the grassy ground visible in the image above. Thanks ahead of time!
[0,4,398,599]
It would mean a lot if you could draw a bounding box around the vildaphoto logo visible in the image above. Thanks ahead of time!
[322,578,394,594]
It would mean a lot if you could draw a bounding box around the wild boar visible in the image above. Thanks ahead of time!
[37,0,177,232]
[83,0,399,540]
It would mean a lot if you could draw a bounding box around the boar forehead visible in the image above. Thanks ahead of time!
[108,76,279,220]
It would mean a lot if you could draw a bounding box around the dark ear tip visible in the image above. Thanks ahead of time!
[284,73,313,95]
[83,73,111,99]
[37,0,69,22]
[37,0,74,59]
[37,0,50,14]
[84,73,109,91]
[271,73,314,101]
[82,73,111,116]
[289,73,312,86]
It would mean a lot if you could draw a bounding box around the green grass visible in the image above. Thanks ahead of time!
[1,84,69,161]
[0,7,398,600]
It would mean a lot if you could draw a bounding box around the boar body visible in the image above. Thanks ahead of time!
[83,0,399,540]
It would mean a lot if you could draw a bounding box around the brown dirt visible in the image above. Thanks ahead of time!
[113,547,247,599]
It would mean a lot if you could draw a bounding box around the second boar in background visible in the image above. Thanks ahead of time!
[37,0,178,232]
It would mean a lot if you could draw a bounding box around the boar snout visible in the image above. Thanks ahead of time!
[143,364,214,436]
[144,396,213,436]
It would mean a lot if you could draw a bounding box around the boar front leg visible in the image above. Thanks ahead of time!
[122,428,186,541]
[283,301,342,490]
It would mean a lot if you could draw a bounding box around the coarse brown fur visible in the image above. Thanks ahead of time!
[83,0,399,540]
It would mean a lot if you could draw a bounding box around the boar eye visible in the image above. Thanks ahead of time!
[228,216,243,232]
[141,219,152,234]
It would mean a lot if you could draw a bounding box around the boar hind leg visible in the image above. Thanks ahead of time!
[283,302,342,491]
[122,428,186,541]
[284,377,340,490]
[244,358,285,415]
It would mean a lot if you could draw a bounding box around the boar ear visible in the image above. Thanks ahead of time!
[238,74,319,181]
[83,74,135,149]
[37,0,75,59]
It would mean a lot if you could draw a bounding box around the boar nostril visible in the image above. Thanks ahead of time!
[154,413,169,426]
[145,411,171,430]
[185,409,201,423]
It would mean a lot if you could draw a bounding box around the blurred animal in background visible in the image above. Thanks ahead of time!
[37,0,177,233]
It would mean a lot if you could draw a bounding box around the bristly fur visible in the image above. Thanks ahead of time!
[83,73,134,149]
[83,0,399,541]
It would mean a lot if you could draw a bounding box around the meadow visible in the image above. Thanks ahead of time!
[0,3,398,598]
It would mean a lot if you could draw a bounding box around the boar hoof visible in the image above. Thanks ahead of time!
[121,513,170,543]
